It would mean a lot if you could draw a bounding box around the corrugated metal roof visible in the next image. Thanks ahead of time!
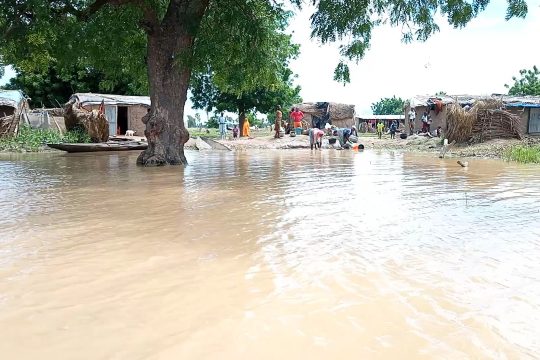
[0,90,25,108]
[410,94,540,108]
[356,114,405,120]
[71,93,151,107]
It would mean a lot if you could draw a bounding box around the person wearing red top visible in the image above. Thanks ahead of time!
[291,107,304,129]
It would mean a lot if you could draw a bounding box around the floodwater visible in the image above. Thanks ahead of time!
[0,150,539,359]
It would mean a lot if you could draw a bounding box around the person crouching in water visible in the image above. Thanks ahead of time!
[333,127,352,148]
[309,128,324,150]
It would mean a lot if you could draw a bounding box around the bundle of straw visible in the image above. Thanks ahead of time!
[446,103,476,143]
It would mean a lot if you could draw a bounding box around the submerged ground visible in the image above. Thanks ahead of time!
[0,150,539,359]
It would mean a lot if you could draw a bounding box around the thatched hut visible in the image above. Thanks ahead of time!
[0,90,30,137]
[293,102,355,129]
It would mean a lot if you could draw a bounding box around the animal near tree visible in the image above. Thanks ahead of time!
[0,0,530,165]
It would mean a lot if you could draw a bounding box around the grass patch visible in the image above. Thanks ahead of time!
[0,126,91,152]
[504,145,540,164]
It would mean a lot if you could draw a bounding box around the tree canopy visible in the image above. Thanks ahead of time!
[0,0,530,88]
[371,96,405,115]
[1,64,146,108]
[505,66,540,96]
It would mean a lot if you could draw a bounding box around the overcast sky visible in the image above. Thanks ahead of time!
[2,0,539,118]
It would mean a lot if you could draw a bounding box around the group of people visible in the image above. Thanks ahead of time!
[274,105,305,138]
[408,108,442,136]
[218,112,249,140]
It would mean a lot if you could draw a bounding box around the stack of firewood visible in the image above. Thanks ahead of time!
[473,109,522,142]
[0,115,17,137]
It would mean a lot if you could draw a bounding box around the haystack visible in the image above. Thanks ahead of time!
[64,98,109,142]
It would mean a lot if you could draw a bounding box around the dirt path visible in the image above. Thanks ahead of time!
[186,132,529,160]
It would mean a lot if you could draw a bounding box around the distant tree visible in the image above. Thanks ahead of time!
[1,64,146,108]
[435,91,447,96]
[206,114,219,129]
[371,96,405,115]
[505,66,540,96]
[187,115,197,128]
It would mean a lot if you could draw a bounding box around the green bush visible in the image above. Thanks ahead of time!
[504,145,540,164]
[0,126,91,152]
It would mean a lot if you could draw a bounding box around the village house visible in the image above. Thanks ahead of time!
[356,114,405,133]
[67,93,150,136]
[406,94,540,135]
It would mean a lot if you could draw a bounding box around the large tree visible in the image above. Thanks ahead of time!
[0,0,530,165]
[2,64,146,108]
[505,66,540,96]
[371,96,405,115]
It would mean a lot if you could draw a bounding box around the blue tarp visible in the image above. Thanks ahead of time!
[0,90,25,107]
[505,103,540,108]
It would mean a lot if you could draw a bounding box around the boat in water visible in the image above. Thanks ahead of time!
[47,141,147,153]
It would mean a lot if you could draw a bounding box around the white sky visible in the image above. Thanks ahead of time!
[2,0,539,118]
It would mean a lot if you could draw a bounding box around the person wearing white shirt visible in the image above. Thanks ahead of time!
[218,112,226,140]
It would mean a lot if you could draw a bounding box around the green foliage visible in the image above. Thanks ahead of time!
[504,145,540,163]
[0,126,90,152]
[206,114,219,129]
[191,5,301,116]
[505,66,540,96]
[0,0,529,105]
[435,91,447,96]
[2,64,145,108]
[371,96,405,115]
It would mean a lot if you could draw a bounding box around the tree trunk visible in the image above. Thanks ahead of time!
[137,31,191,166]
[136,0,209,166]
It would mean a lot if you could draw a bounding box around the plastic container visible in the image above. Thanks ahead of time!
[295,128,302,135]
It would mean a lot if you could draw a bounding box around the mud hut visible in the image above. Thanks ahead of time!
[293,102,355,129]
[0,90,30,137]
[356,114,405,133]
[65,93,150,141]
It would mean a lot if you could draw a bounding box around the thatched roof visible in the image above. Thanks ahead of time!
[293,102,355,120]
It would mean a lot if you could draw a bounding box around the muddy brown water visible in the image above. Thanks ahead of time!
[0,150,539,359]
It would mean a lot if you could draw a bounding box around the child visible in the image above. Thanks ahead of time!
[232,125,239,139]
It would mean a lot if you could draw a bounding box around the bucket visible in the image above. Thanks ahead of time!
[295,128,302,135]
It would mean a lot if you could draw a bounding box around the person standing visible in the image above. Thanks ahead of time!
[218,112,227,140]
[274,105,282,138]
[421,111,429,133]
[242,114,251,138]
[376,121,384,139]
[408,108,416,135]
[389,120,397,139]
[291,107,304,134]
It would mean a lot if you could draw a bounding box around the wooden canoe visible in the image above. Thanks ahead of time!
[47,142,148,153]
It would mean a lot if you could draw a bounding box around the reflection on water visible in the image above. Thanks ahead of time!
[1,150,539,359]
